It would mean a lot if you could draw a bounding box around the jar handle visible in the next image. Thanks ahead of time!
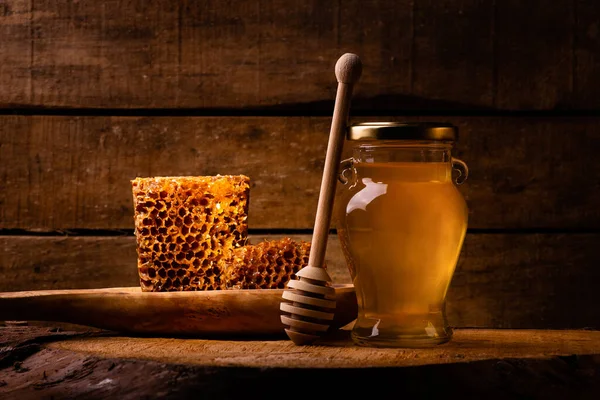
[338,158,354,184]
[452,157,469,185]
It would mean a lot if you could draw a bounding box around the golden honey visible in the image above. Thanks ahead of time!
[337,162,467,346]
[336,122,469,347]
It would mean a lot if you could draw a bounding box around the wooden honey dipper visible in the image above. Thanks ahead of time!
[280,53,362,345]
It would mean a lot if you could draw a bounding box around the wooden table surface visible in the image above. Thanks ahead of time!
[1,326,599,399]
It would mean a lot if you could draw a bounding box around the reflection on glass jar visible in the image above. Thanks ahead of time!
[335,122,469,348]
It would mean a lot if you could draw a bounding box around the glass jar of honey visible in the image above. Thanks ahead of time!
[335,122,469,348]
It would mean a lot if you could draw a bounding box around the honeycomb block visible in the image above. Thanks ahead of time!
[131,175,250,291]
[220,237,314,290]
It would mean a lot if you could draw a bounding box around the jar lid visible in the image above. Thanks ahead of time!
[347,122,458,142]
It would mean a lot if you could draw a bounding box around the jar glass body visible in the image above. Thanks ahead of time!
[335,140,468,347]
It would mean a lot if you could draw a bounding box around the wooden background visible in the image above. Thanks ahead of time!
[1,0,599,329]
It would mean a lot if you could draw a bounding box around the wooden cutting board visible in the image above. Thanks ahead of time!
[0,284,357,338]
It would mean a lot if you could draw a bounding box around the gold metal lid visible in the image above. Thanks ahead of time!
[347,122,458,142]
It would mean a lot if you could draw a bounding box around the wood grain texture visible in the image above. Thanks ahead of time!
[1,233,599,329]
[495,0,573,109]
[2,328,600,399]
[574,0,600,107]
[1,115,599,230]
[0,0,593,110]
[0,0,31,105]
[48,329,600,368]
[413,0,494,106]
[0,286,357,337]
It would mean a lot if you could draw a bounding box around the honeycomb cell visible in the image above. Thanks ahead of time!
[219,237,317,290]
[132,176,317,292]
[132,175,250,291]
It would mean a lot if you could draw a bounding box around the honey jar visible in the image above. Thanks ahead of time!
[335,122,469,347]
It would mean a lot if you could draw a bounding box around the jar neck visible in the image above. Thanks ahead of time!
[351,141,453,164]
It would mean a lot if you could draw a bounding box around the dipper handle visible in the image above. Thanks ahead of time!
[280,53,362,346]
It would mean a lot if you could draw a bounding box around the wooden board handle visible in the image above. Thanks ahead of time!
[0,286,357,337]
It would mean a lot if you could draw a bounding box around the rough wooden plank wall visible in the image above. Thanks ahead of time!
[574,0,600,107]
[1,115,599,230]
[0,0,596,109]
[495,0,574,109]
[413,0,494,106]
